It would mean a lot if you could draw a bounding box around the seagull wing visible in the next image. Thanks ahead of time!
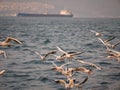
[113,41,120,48]
[90,30,97,33]
[60,62,72,68]
[26,48,43,59]
[4,37,12,43]
[0,70,5,75]
[5,37,22,44]
[74,67,92,74]
[98,38,109,49]
[75,76,88,87]
[70,51,84,56]
[33,51,44,59]
[107,48,120,55]
[74,67,87,71]
[51,61,58,67]
[77,60,101,70]
[56,46,68,54]
[55,79,66,86]
[44,50,57,58]
[104,36,115,43]
[3,51,7,59]
[98,38,106,45]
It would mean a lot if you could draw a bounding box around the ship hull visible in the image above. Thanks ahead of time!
[17,13,73,17]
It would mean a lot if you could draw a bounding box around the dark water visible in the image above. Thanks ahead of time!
[0,17,120,90]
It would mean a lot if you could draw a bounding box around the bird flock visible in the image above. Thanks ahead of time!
[0,37,22,75]
[0,30,120,90]
[26,45,101,90]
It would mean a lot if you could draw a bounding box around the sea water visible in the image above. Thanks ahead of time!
[0,17,120,90]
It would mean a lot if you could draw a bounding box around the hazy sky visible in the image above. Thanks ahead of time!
[0,0,120,17]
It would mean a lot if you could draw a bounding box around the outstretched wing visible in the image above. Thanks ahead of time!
[50,61,58,67]
[26,48,43,59]
[55,79,66,86]
[0,70,5,76]
[98,37,108,49]
[90,30,102,36]
[70,51,84,56]
[107,48,120,55]
[44,50,57,58]
[5,37,22,44]
[90,30,98,33]
[104,36,115,43]
[74,67,92,74]
[77,60,101,70]
[113,41,120,48]
[3,51,7,59]
[56,46,68,54]
[75,76,88,87]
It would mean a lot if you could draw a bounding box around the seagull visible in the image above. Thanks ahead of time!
[55,76,88,90]
[98,37,120,49]
[106,48,120,62]
[90,30,102,37]
[55,78,75,89]
[49,61,77,78]
[97,38,120,62]
[0,70,5,76]
[0,37,22,46]
[76,59,102,70]
[50,61,72,73]
[56,46,84,60]
[61,68,75,78]
[0,50,7,59]
[106,48,120,56]
[26,49,57,61]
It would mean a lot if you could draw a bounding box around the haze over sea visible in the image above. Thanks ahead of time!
[0,17,120,90]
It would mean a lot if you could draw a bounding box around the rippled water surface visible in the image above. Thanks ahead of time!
[0,17,120,90]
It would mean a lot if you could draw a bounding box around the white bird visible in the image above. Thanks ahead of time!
[0,37,22,46]
[55,78,75,89]
[90,30,102,37]
[98,38,120,62]
[56,46,84,60]
[0,50,7,59]
[106,48,120,62]
[98,37,120,49]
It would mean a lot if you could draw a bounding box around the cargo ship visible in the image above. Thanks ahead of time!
[17,10,73,17]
